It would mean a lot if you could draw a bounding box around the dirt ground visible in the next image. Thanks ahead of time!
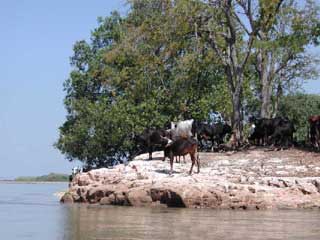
[198,147,320,178]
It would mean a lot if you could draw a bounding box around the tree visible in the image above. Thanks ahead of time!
[250,0,320,118]
[195,0,283,145]
[56,1,228,167]
[55,12,128,167]
[56,0,320,168]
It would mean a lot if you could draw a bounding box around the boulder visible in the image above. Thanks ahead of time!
[127,187,153,207]
[60,192,74,203]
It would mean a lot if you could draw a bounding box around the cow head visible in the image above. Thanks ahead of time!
[248,116,257,123]
[160,136,173,147]
[249,123,256,135]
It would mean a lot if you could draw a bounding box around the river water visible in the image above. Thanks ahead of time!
[0,182,320,240]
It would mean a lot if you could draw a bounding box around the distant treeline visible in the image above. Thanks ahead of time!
[15,173,69,182]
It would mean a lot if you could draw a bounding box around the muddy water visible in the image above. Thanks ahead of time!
[65,206,320,240]
[0,182,319,240]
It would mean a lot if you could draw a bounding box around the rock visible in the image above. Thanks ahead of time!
[127,187,153,207]
[100,196,114,205]
[62,150,320,210]
[77,174,91,186]
[150,187,186,207]
[86,185,115,203]
[60,192,74,203]
[248,186,256,193]
[311,179,320,193]
[113,191,130,206]
[296,182,318,195]
[267,178,286,188]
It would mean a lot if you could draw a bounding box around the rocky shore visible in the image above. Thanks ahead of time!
[61,148,320,209]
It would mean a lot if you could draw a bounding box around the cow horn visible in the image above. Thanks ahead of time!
[164,138,173,147]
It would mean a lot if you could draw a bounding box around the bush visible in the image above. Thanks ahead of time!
[278,94,320,141]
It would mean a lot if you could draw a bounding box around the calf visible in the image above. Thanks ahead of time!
[163,137,200,175]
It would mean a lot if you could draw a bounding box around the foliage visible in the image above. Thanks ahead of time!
[250,0,320,118]
[56,0,320,168]
[278,94,320,141]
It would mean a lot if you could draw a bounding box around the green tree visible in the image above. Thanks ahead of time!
[278,94,320,141]
[56,0,320,168]
[56,2,228,167]
[250,0,320,118]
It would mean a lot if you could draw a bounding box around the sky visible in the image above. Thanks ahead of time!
[0,0,126,178]
[0,0,319,178]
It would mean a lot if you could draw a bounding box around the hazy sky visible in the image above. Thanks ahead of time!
[0,0,319,178]
[0,0,126,178]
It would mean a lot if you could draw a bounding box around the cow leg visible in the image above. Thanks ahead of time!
[196,152,200,173]
[183,155,186,163]
[189,153,195,175]
[264,132,268,146]
[170,155,174,175]
[148,146,153,160]
[316,127,320,150]
[210,137,214,152]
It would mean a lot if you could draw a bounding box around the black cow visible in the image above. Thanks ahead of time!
[248,122,265,145]
[196,122,232,150]
[268,120,295,147]
[309,115,320,149]
[134,128,170,160]
[163,137,200,175]
[248,116,294,147]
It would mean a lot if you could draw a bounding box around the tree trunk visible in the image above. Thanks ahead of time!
[272,82,282,117]
[231,91,242,147]
[226,67,243,147]
[260,74,273,118]
[258,49,274,119]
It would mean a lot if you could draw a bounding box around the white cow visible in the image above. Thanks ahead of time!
[170,119,195,140]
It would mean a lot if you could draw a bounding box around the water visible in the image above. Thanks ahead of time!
[0,183,320,240]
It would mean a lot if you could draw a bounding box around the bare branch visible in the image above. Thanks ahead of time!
[241,32,255,68]
[232,10,250,35]
[237,0,255,32]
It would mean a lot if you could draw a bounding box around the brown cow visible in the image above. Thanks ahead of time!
[163,137,200,175]
[309,115,320,149]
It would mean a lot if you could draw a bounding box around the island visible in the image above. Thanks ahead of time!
[61,148,320,209]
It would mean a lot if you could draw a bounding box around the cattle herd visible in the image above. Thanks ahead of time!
[248,116,295,147]
[134,115,320,175]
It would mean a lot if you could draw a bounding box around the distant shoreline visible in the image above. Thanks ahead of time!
[10,173,69,183]
[0,172,69,183]
[0,180,68,184]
